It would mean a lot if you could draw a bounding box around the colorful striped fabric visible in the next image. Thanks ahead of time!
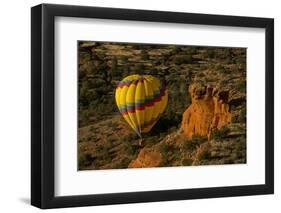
[115,74,168,138]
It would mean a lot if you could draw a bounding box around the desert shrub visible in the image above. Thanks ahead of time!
[159,143,170,154]
[211,126,230,140]
[114,157,131,169]
[173,55,193,65]
[185,48,197,55]
[124,142,137,155]
[107,120,118,128]
[235,136,246,152]
[96,145,106,153]
[133,45,142,50]
[171,147,181,161]
[107,136,115,144]
[122,134,139,142]
[145,136,159,147]
[171,46,181,54]
[140,50,149,60]
[79,110,90,126]
[224,58,233,64]
[182,158,193,166]
[110,56,118,76]
[239,63,246,72]
[220,79,229,87]
[133,63,145,74]
[223,159,234,164]
[231,114,240,123]
[80,52,91,62]
[235,56,246,64]
[122,135,138,155]
[204,49,215,59]
[197,149,211,161]
[215,64,224,71]
[120,55,129,63]
[78,153,92,167]
[183,135,207,152]
[86,136,93,142]
[237,80,246,92]
[197,72,205,78]
[239,105,246,123]
[89,126,95,132]
[220,48,232,60]
[192,135,207,144]
[159,157,169,167]
[222,67,232,74]
[183,140,197,152]
[159,143,175,166]
[89,78,106,88]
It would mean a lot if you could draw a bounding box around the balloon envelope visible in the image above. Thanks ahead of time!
[115,75,168,137]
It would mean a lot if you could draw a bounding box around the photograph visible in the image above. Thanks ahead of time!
[78,41,247,170]
[29,2,274,209]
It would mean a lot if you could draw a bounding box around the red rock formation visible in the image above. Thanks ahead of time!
[181,84,232,140]
[128,148,162,168]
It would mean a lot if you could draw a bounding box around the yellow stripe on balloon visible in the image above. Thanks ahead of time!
[150,77,161,121]
[115,87,121,107]
[135,80,145,132]
[119,84,135,131]
[126,82,140,135]
[143,79,154,129]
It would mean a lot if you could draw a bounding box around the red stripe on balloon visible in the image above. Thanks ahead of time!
[135,106,145,110]
[127,109,136,113]
[145,101,154,107]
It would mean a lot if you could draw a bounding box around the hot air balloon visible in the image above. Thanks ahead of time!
[115,74,168,138]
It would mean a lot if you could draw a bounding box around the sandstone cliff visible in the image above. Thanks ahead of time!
[181,83,232,140]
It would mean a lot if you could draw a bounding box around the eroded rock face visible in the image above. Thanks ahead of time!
[128,148,162,168]
[181,83,232,140]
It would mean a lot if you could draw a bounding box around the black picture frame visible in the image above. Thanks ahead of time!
[31,3,274,209]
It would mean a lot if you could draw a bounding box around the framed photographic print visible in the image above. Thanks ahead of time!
[31,3,274,209]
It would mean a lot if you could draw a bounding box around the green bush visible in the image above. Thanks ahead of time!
[204,49,215,59]
[171,46,181,54]
[133,64,145,74]
[192,135,207,144]
[197,149,211,161]
[211,126,230,140]
[183,135,207,152]
[107,136,115,144]
[231,115,239,123]
[78,153,92,167]
[159,157,169,167]
[140,50,149,60]
[239,105,246,123]
[237,80,246,92]
[173,55,193,65]
[159,143,170,154]
[120,55,129,63]
[122,136,138,155]
[111,56,118,72]
[114,158,131,169]
[183,140,197,152]
[182,158,193,166]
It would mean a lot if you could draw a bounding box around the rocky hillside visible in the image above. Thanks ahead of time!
[130,84,246,168]
[78,41,246,170]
